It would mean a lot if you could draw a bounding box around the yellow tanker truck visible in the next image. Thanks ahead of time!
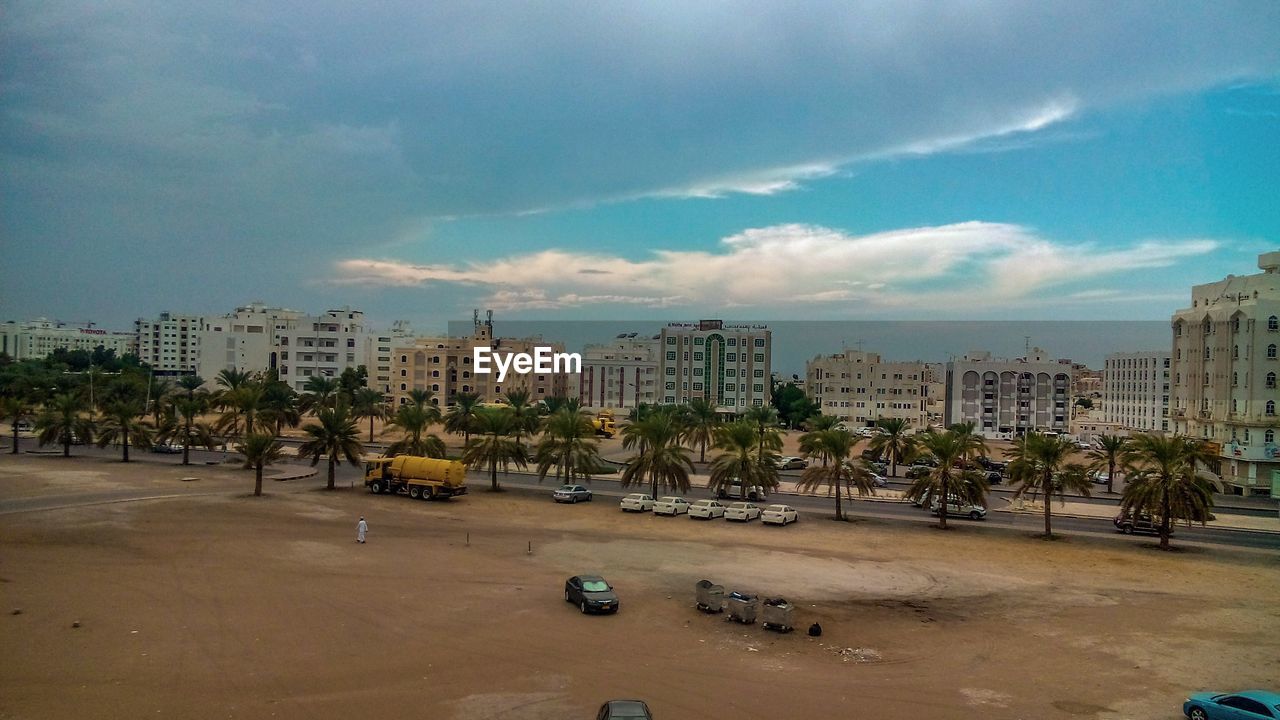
[364,455,468,500]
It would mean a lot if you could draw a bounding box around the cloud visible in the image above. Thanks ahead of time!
[334,222,1218,313]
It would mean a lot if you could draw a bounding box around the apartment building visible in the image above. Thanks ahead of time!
[657,321,771,412]
[806,348,928,428]
[943,348,1074,439]
[197,302,305,383]
[275,308,372,392]
[1102,351,1171,433]
[134,312,206,377]
[578,334,660,411]
[1170,251,1280,496]
[0,318,134,361]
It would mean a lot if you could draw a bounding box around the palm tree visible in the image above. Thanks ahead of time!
[679,397,720,463]
[797,428,874,520]
[620,411,694,500]
[406,388,435,408]
[35,392,95,457]
[461,407,527,491]
[707,420,780,500]
[260,374,301,436]
[1005,432,1093,538]
[157,397,217,466]
[1,394,35,454]
[217,381,268,439]
[444,392,482,445]
[237,432,284,497]
[96,399,154,462]
[542,394,581,415]
[300,376,341,416]
[905,429,989,529]
[742,404,782,460]
[176,374,205,398]
[1120,434,1215,550]
[535,408,601,483]
[503,388,543,452]
[1088,434,1129,495]
[351,388,389,443]
[869,417,916,478]
[385,401,446,457]
[804,414,841,432]
[215,368,253,393]
[297,400,364,490]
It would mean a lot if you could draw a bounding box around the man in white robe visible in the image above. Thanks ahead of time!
[356,516,368,543]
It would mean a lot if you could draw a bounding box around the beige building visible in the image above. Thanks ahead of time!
[1170,251,1280,497]
[944,348,1074,439]
[134,312,206,377]
[389,313,569,407]
[578,334,660,411]
[658,321,771,412]
[1103,351,1171,434]
[1,318,134,361]
[807,349,928,428]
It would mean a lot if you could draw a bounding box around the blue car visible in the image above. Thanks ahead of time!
[1184,690,1280,720]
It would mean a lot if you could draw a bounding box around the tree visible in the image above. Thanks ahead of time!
[385,401,446,457]
[804,414,841,432]
[534,408,601,483]
[1088,434,1129,495]
[215,368,253,393]
[351,388,389,443]
[741,405,782,460]
[1074,397,1093,409]
[444,392,482,445]
[237,432,284,497]
[868,417,916,477]
[905,429,989,529]
[300,376,342,416]
[797,428,874,520]
[1120,434,1215,550]
[297,400,364,490]
[1,394,35,454]
[503,388,543,453]
[461,407,527,491]
[35,392,95,457]
[96,399,154,462]
[771,381,818,429]
[157,397,218,466]
[338,365,368,398]
[620,411,694,500]
[707,420,780,500]
[259,372,301,436]
[1005,432,1093,538]
[679,397,720,463]
[542,394,581,415]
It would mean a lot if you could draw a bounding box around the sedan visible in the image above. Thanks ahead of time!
[775,456,808,470]
[869,473,888,488]
[597,700,653,720]
[553,485,592,503]
[724,501,762,522]
[930,497,987,520]
[1184,690,1280,720]
[152,443,183,454]
[761,504,799,526]
[564,575,619,614]
[619,493,655,512]
[688,499,726,519]
[653,496,691,516]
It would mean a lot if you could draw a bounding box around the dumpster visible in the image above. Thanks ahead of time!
[761,597,795,632]
[695,579,725,613]
[727,591,758,624]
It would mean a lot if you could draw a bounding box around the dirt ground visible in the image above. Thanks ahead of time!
[1,454,1277,720]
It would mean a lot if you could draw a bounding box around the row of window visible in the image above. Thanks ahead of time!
[1175,316,1280,334]
[665,336,767,347]
[664,396,765,406]
[664,367,766,378]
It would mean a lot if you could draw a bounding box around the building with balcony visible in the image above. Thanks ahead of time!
[943,348,1074,439]
[657,321,771,412]
[1170,251,1280,496]
[806,348,928,428]
[275,308,372,392]
[134,312,206,377]
[197,302,305,384]
[1103,351,1171,433]
[578,334,660,411]
[1,318,134,361]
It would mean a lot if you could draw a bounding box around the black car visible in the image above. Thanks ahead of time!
[985,471,1003,485]
[1114,511,1172,536]
[565,575,619,614]
[597,700,653,720]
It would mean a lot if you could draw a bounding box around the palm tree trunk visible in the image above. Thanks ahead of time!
[255,464,264,496]
[1043,482,1053,538]
[938,475,948,529]
[699,439,706,464]
[369,417,375,443]
[122,427,130,463]
[835,477,844,520]
[1159,495,1171,550]
[1106,457,1115,494]
[64,435,70,458]
[327,456,336,490]
[11,427,18,454]
[490,460,499,491]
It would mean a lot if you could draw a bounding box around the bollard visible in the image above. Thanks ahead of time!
[466,532,470,546]
[527,540,532,555]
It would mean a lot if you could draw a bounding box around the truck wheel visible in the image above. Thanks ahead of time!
[408,486,421,500]
[421,488,434,501]
[370,480,384,494]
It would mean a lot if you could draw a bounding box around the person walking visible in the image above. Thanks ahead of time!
[356,516,368,543]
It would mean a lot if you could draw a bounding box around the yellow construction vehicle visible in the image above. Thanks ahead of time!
[591,411,617,438]
[364,455,468,500]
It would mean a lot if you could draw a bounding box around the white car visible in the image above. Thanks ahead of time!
[653,496,691,516]
[869,473,888,488]
[775,456,807,470]
[760,504,799,526]
[619,493,655,512]
[724,501,762,522]
[688,499,726,519]
[929,496,987,520]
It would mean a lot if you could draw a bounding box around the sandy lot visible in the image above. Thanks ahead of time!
[1,454,1278,720]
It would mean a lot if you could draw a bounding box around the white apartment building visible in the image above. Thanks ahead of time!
[0,318,134,361]
[1170,251,1280,497]
[134,312,206,377]
[944,348,1074,439]
[807,349,928,428]
[658,321,771,412]
[275,308,373,392]
[1103,351,1171,433]
[578,334,660,411]
[197,302,305,383]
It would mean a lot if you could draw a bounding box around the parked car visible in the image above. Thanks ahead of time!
[564,575,619,614]
[985,471,1003,485]
[905,465,933,479]
[724,501,762,522]
[761,504,799,526]
[653,496,691,516]
[869,473,888,488]
[597,700,654,720]
[716,481,767,501]
[930,496,987,520]
[553,485,592,503]
[1091,471,1111,485]
[619,493,655,512]
[1114,511,1171,536]
[1183,690,1280,720]
[775,456,807,470]
[688,499,727,519]
[1076,440,1093,450]
[13,420,33,433]
[868,461,888,475]
[152,443,183,454]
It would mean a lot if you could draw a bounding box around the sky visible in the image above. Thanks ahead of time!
[2,2,1279,338]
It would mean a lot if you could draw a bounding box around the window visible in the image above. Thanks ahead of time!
[666,351,676,361]
[666,336,676,345]
[1218,697,1271,716]
[665,382,675,390]
[728,338,737,346]
[754,369,764,378]
[726,353,737,362]
[1267,429,1275,444]
[754,353,765,362]
[1268,372,1276,388]
[754,338,765,347]
[1270,344,1278,359]
[1268,401,1276,416]
[694,337,703,345]
[666,367,675,376]
[1270,315,1279,331]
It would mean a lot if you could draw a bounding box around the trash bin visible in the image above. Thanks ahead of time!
[761,597,794,632]
[727,591,758,624]
[695,579,725,613]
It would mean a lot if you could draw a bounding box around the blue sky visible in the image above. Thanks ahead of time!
[2,2,1278,334]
